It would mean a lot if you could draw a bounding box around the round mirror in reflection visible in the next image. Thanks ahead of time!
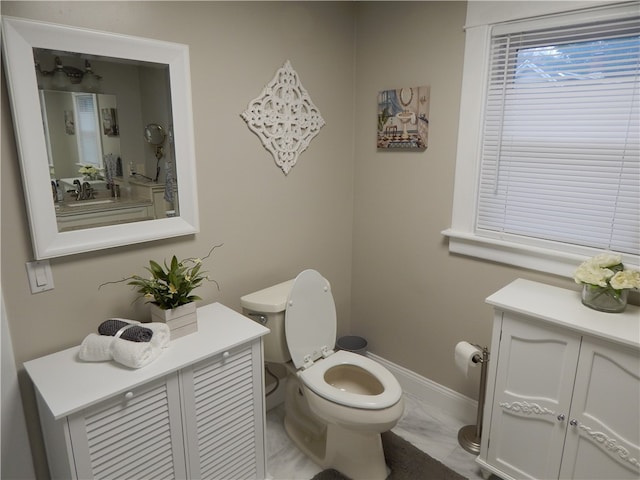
[144,123,166,145]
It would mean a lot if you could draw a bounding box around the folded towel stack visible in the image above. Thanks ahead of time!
[79,319,170,369]
[98,319,153,342]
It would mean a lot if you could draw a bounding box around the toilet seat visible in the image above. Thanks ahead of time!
[285,269,337,370]
[285,269,402,411]
[299,350,403,410]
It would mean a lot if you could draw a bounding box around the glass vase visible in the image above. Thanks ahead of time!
[581,284,628,313]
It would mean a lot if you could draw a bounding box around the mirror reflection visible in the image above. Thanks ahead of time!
[144,123,167,182]
[34,48,179,232]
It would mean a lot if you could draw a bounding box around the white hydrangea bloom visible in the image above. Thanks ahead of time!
[588,253,622,268]
[574,263,615,287]
[610,270,640,290]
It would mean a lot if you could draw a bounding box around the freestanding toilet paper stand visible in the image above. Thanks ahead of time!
[458,345,489,454]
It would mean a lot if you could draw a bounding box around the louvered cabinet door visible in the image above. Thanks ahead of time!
[67,373,187,480]
[181,340,266,480]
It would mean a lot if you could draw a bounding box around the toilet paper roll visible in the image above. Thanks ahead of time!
[455,341,482,377]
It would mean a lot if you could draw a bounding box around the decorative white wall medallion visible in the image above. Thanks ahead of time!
[241,60,325,175]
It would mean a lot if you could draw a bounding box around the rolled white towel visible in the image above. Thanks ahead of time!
[110,337,161,369]
[79,333,113,362]
[109,318,170,349]
[146,323,170,349]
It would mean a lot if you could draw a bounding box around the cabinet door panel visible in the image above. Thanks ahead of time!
[68,373,186,480]
[182,341,265,480]
[560,338,640,480]
[487,316,581,479]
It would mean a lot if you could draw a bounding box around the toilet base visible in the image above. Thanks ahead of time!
[284,415,390,480]
[283,376,390,480]
[324,423,390,480]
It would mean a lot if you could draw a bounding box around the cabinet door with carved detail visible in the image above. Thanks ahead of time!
[486,315,581,480]
[559,337,640,480]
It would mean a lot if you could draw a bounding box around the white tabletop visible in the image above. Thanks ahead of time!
[486,279,640,350]
[24,302,269,420]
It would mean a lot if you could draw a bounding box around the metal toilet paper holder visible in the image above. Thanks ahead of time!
[458,345,489,454]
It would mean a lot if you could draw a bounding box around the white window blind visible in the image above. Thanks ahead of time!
[73,93,102,168]
[477,14,640,257]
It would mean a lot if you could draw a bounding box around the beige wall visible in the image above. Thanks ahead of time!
[1,2,356,477]
[351,1,576,401]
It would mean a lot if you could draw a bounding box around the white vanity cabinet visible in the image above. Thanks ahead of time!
[56,203,154,231]
[478,279,640,480]
[125,177,177,218]
[24,303,269,480]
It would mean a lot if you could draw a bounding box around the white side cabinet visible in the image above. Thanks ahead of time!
[24,303,269,480]
[478,279,640,480]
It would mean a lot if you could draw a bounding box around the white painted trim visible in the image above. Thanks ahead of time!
[465,0,626,28]
[367,352,478,425]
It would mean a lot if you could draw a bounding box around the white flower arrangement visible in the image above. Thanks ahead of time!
[78,165,99,179]
[574,253,640,291]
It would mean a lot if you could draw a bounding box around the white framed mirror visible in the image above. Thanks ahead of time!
[2,16,199,259]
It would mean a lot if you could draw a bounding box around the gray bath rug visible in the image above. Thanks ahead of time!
[310,431,468,480]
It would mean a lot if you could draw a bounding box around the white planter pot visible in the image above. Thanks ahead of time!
[149,302,198,340]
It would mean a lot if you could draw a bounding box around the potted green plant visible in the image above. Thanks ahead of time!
[101,244,221,339]
[574,253,640,313]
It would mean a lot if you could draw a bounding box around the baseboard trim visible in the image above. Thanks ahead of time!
[367,352,478,425]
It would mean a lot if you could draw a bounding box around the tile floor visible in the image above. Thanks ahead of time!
[265,391,491,480]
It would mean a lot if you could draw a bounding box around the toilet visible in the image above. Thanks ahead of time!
[241,269,404,480]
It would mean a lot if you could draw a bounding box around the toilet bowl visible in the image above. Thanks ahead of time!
[241,269,404,480]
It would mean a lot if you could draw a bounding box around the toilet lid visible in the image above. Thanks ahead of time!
[285,269,337,370]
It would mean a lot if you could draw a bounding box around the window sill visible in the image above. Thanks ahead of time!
[442,229,640,279]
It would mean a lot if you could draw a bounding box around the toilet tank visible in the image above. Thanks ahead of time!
[240,279,295,364]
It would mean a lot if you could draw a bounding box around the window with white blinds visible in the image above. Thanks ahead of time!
[476,15,640,257]
[73,93,102,168]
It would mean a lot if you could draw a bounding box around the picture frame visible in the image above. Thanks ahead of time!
[377,85,430,150]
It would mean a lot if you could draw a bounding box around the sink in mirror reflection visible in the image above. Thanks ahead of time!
[59,177,108,192]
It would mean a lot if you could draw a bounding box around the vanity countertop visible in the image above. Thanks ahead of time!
[120,175,166,187]
[487,278,640,349]
[24,302,269,420]
[55,194,152,216]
